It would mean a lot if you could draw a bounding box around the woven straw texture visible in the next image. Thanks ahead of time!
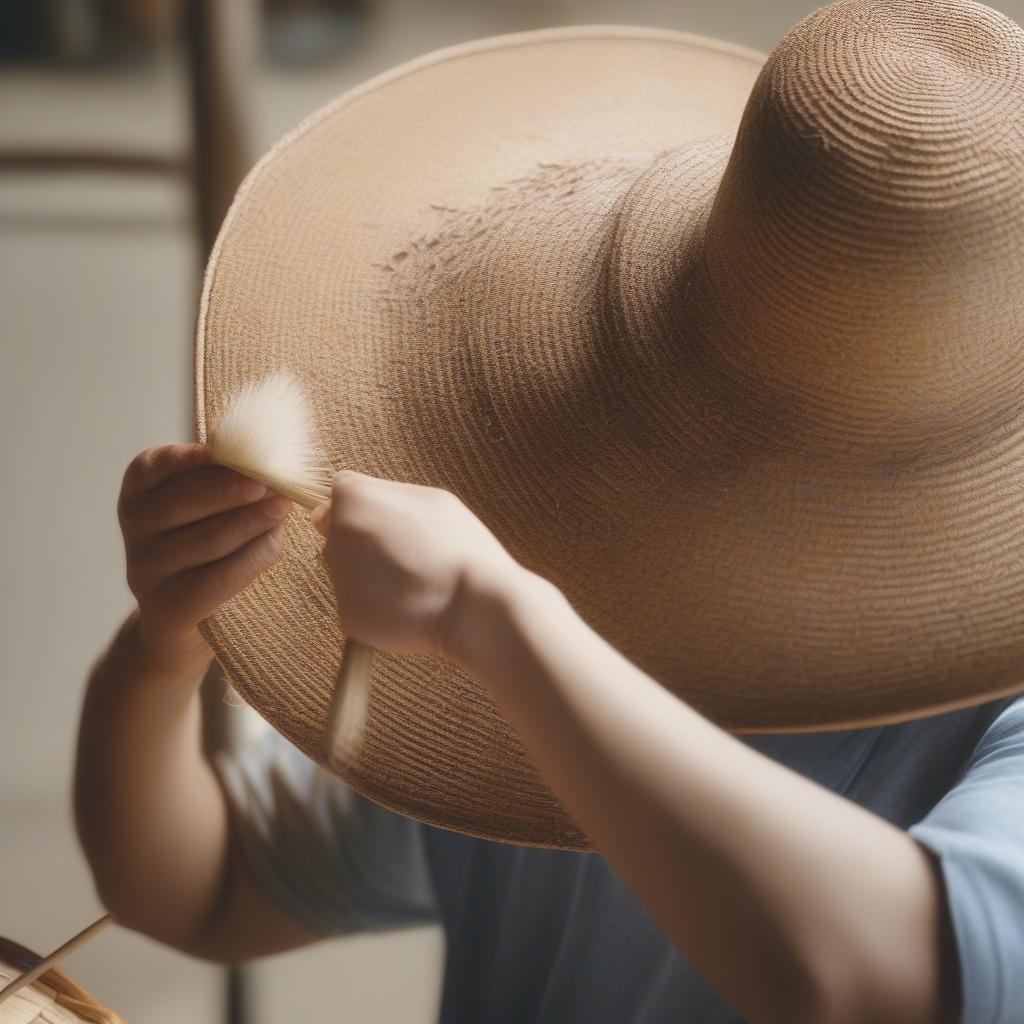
[196,3,1024,849]
[0,939,122,1024]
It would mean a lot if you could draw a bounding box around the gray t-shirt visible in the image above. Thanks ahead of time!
[217,694,1024,1024]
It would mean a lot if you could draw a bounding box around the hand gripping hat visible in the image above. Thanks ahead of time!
[196,0,1024,848]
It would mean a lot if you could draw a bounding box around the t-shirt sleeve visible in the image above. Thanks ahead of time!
[212,726,440,938]
[909,696,1024,1024]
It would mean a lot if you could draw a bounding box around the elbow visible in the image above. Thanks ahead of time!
[758,958,859,1024]
[85,876,237,965]
[86,857,157,939]
[773,986,861,1024]
[73,791,119,915]
[734,941,860,1024]
[73,785,131,927]
[758,948,951,1024]
[76,837,222,957]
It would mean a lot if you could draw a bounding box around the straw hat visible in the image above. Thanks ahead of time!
[195,0,1024,848]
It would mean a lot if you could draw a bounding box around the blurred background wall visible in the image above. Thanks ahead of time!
[3,0,1024,1021]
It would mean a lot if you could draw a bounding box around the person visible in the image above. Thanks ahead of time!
[74,442,1024,1024]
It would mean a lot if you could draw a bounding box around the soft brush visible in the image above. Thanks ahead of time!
[207,372,374,764]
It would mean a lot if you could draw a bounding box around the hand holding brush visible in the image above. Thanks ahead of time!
[206,372,374,762]
[207,373,518,762]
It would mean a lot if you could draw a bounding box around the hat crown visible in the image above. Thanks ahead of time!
[697,0,1024,447]
[745,0,1024,227]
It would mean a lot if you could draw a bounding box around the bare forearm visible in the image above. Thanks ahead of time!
[72,443,319,961]
[449,570,957,1024]
[74,611,230,947]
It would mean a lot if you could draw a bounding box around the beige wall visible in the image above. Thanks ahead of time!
[3,0,1023,1020]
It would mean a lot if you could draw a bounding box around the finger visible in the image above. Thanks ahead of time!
[329,470,389,532]
[135,494,293,586]
[121,443,212,500]
[159,523,287,625]
[311,500,331,538]
[130,464,268,539]
[329,469,378,508]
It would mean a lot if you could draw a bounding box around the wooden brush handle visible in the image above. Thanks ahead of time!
[326,638,375,763]
[253,487,375,764]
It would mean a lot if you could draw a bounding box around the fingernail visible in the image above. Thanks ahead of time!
[265,495,293,519]
[242,478,267,501]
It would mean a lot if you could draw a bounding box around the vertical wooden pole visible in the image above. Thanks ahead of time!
[185,0,258,258]
[183,4,259,1022]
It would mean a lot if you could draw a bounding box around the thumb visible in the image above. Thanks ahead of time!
[311,500,331,538]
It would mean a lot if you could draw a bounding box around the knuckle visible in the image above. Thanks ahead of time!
[128,551,162,597]
[331,468,354,485]
[119,491,147,528]
[191,520,229,563]
[119,475,145,521]
[125,563,144,596]
[331,469,362,497]
[116,489,135,526]
[430,486,462,510]
[120,445,173,513]
[437,486,459,504]
[123,447,158,489]
[230,504,271,547]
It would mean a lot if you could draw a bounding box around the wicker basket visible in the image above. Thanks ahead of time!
[0,938,123,1024]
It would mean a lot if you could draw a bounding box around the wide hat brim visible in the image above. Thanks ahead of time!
[196,21,1024,849]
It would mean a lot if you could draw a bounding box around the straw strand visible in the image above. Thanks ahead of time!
[0,915,113,1009]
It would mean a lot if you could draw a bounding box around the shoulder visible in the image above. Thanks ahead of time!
[909,695,1024,1024]
[960,695,1024,774]
[912,695,1024,843]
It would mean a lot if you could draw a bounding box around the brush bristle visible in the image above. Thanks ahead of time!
[207,372,332,509]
